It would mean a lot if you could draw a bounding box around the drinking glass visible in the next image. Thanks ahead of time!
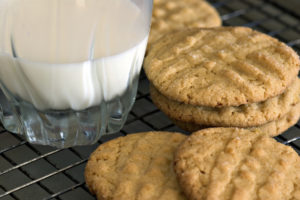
[0,0,153,148]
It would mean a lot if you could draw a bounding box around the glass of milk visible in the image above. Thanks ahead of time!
[0,0,152,148]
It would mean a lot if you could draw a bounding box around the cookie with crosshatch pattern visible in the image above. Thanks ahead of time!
[148,0,221,48]
[144,27,300,107]
[85,131,187,200]
[174,128,300,200]
[150,77,300,128]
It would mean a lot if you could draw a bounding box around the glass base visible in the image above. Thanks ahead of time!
[0,115,20,133]
[0,89,21,133]
[0,77,139,148]
[18,104,106,148]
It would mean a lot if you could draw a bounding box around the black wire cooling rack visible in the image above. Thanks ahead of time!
[0,0,300,199]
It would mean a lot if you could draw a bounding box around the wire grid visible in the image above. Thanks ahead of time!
[0,0,300,199]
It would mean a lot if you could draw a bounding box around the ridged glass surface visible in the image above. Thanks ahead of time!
[0,77,140,148]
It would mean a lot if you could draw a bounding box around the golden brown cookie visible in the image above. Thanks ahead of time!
[253,101,300,136]
[148,0,221,48]
[85,131,187,200]
[144,27,300,107]
[150,78,300,127]
[172,101,300,137]
[174,128,300,200]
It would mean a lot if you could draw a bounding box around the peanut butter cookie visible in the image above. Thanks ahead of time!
[172,101,300,136]
[150,78,300,127]
[174,128,300,200]
[149,0,221,48]
[144,27,300,107]
[85,131,187,200]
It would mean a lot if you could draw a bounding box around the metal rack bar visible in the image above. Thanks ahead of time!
[283,137,300,145]
[0,149,61,176]
[42,182,85,200]
[0,159,87,198]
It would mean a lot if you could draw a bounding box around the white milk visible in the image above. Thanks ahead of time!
[0,0,149,110]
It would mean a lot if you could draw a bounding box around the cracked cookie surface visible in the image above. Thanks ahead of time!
[85,132,187,200]
[144,27,300,107]
[174,128,300,200]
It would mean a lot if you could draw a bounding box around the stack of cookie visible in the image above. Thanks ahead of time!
[144,27,300,136]
[85,129,300,200]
